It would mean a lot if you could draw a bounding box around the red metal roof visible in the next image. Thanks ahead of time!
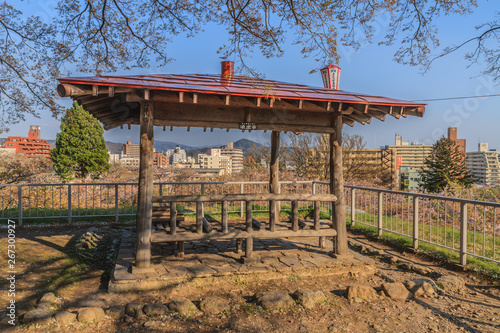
[58,73,425,108]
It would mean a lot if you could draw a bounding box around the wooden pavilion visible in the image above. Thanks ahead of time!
[57,62,425,269]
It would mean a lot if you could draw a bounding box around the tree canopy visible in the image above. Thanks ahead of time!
[1,0,496,131]
[51,103,110,180]
[418,137,473,193]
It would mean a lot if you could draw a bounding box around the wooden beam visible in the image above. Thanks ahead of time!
[330,112,348,256]
[108,86,114,97]
[151,228,337,242]
[270,131,280,219]
[153,193,337,203]
[135,101,154,268]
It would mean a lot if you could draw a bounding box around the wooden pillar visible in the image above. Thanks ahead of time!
[270,131,280,219]
[135,101,154,268]
[330,112,348,256]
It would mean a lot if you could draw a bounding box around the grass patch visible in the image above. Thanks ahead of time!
[347,220,500,280]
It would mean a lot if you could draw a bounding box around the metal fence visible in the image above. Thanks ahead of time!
[1,181,499,265]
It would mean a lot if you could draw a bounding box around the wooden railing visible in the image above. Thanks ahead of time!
[151,193,337,262]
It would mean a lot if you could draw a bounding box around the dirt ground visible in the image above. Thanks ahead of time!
[1,225,499,332]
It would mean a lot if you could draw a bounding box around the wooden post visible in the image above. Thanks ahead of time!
[313,201,320,230]
[135,101,154,269]
[222,200,229,234]
[331,112,348,256]
[269,200,276,232]
[177,241,185,259]
[291,200,299,231]
[246,200,253,232]
[196,202,203,234]
[170,201,177,236]
[270,131,280,220]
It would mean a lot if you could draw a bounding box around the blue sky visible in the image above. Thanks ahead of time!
[7,0,500,152]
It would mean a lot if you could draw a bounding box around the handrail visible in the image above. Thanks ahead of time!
[314,181,500,208]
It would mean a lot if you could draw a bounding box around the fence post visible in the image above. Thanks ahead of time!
[68,184,72,225]
[413,196,419,250]
[351,188,355,226]
[201,184,205,217]
[460,202,468,266]
[17,186,22,227]
[312,182,316,194]
[240,183,244,218]
[114,184,119,222]
[377,191,383,237]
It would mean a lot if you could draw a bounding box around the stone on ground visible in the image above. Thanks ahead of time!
[168,299,198,316]
[143,303,168,316]
[413,265,432,275]
[125,303,144,319]
[106,306,125,320]
[292,289,327,308]
[437,275,465,292]
[254,291,295,310]
[381,282,411,299]
[37,302,53,311]
[405,279,438,297]
[23,309,53,325]
[77,307,105,323]
[39,292,57,304]
[200,296,230,315]
[54,311,77,325]
[346,285,378,300]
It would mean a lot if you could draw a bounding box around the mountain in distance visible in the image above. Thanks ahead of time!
[47,140,126,155]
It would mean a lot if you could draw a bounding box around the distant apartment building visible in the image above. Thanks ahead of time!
[400,166,422,191]
[109,153,120,163]
[0,126,51,158]
[119,141,168,167]
[466,143,500,185]
[122,141,140,157]
[383,135,432,190]
[166,145,188,164]
[220,142,244,173]
[448,127,466,156]
[198,149,232,175]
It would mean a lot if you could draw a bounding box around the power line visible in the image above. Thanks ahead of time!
[411,93,500,102]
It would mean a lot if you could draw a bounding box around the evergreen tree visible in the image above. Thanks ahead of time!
[51,103,110,180]
[419,137,473,193]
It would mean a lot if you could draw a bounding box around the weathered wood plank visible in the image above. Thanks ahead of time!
[151,228,337,242]
[270,131,280,220]
[153,193,337,203]
[201,217,213,233]
[251,218,265,230]
[135,101,154,268]
[331,112,348,255]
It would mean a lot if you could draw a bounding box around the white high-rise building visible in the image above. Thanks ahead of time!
[166,145,187,164]
[220,142,244,173]
[466,143,500,185]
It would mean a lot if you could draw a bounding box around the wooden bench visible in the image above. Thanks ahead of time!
[150,193,337,261]
[152,205,185,230]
